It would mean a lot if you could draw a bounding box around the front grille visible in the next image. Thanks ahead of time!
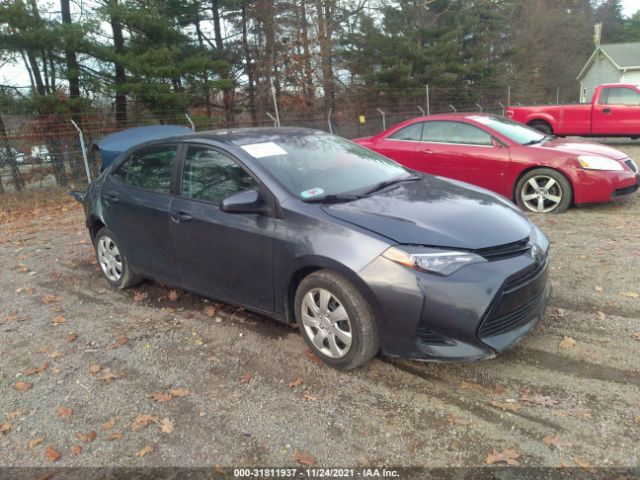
[416,325,455,346]
[474,238,531,261]
[625,158,638,173]
[504,257,547,291]
[479,291,545,338]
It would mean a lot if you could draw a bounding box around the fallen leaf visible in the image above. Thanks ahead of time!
[51,315,66,325]
[25,363,49,376]
[485,448,520,466]
[304,349,324,367]
[109,336,129,349]
[445,414,458,424]
[303,391,319,401]
[493,384,506,395]
[70,444,82,455]
[131,414,159,432]
[42,294,61,304]
[56,406,72,419]
[573,457,594,472]
[168,290,179,302]
[205,306,217,317]
[240,373,252,384]
[521,394,556,407]
[101,417,117,431]
[288,377,304,388]
[99,370,120,382]
[491,401,520,412]
[89,363,101,374]
[28,437,44,448]
[147,392,172,403]
[293,449,316,466]
[542,434,561,448]
[6,411,22,419]
[632,332,640,341]
[67,333,78,342]
[597,311,606,321]
[136,445,154,458]
[105,431,124,441]
[37,346,49,354]
[0,423,11,435]
[12,381,32,392]
[76,431,97,442]
[133,291,147,302]
[620,291,639,298]
[160,418,174,434]
[555,308,565,317]
[44,445,61,462]
[559,336,577,349]
[594,286,603,292]
[169,387,190,397]
[49,351,65,359]
[5,311,18,322]
[460,381,489,394]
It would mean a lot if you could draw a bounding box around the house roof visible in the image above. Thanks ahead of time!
[577,42,640,79]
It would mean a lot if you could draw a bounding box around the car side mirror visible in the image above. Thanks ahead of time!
[221,190,263,214]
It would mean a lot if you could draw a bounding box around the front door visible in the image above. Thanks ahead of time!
[168,144,275,312]
[592,86,640,135]
[101,144,179,280]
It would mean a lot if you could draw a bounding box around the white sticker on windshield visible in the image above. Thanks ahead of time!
[240,142,287,158]
[300,187,325,199]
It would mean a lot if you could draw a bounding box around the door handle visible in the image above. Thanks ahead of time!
[170,211,193,223]
[102,193,119,204]
[419,148,434,155]
[602,108,612,114]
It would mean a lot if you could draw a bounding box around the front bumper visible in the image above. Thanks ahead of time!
[572,169,638,204]
[359,247,551,361]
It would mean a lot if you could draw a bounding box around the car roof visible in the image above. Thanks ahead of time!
[161,126,326,146]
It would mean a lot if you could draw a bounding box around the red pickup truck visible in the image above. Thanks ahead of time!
[505,84,640,138]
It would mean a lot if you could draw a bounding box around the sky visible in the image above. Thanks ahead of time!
[2,0,640,88]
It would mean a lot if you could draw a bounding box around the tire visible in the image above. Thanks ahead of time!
[515,168,572,214]
[528,121,552,136]
[94,227,140,289]
[294,270,380,370]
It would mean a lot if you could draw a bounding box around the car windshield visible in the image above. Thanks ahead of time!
[470,115,547,145]
[233,133,410,201]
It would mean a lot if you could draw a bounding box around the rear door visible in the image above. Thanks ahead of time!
[414,121,510,194]
[592,86,640,135]
[101,144,180,281]
[168,144,276,312]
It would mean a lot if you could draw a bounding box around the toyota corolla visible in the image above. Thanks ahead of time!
[77,127,551,369]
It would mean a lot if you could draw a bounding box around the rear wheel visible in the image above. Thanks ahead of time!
[528,121,552,136]
[294,270,379,370]
[94,227,140,289]
[515,168,572,214]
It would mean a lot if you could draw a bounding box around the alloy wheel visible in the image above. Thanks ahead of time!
[300,288,353,359]
[520,175,563,213]
[97,236,123,282]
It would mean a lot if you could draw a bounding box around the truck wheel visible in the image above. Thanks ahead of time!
[528,121,552,136]
[515,168,572,214]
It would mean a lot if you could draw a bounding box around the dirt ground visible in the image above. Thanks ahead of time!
[1,144,639,472]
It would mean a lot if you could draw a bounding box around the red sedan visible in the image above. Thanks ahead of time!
[354,114,639,213]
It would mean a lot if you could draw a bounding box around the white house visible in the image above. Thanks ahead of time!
[577,41,640,102]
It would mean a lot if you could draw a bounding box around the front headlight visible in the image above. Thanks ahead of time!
[382,246,487,276]
[577,155,623,171]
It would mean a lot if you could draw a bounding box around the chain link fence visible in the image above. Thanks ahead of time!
[0,83,575,195]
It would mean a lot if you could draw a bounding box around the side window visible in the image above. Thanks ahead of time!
[112,145,177,193]
[421,121,492,146]
[601,87,640,106]
[181,146,258,204]
[388,123,424,141]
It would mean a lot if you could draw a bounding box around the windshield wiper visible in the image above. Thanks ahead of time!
[303,194,364,204]
[362,173,422,196]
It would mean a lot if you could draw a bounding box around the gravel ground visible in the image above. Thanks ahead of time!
[1,144,639,471]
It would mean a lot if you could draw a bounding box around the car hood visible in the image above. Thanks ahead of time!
[532,138,628,160]
[321,176,532,249]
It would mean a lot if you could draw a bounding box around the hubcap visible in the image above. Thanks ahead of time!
[97,236,123,282]
[301,288,353,359]
[521,176,562,213]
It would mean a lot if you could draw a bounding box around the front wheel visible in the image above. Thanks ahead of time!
[94,227,140,289]
[294,270,380,370]
[515,168,572,214]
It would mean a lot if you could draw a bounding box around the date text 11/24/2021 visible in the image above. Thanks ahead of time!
[233,468,400,478]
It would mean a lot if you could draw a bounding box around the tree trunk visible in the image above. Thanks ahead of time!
[212,0,235,126]
[314,0,335,113]
[241,1,258,125]
[300,0,315,108]
[0,115,24,192]
[194,11,212,120]
[109,0,127,128]
[61,0,81,109]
